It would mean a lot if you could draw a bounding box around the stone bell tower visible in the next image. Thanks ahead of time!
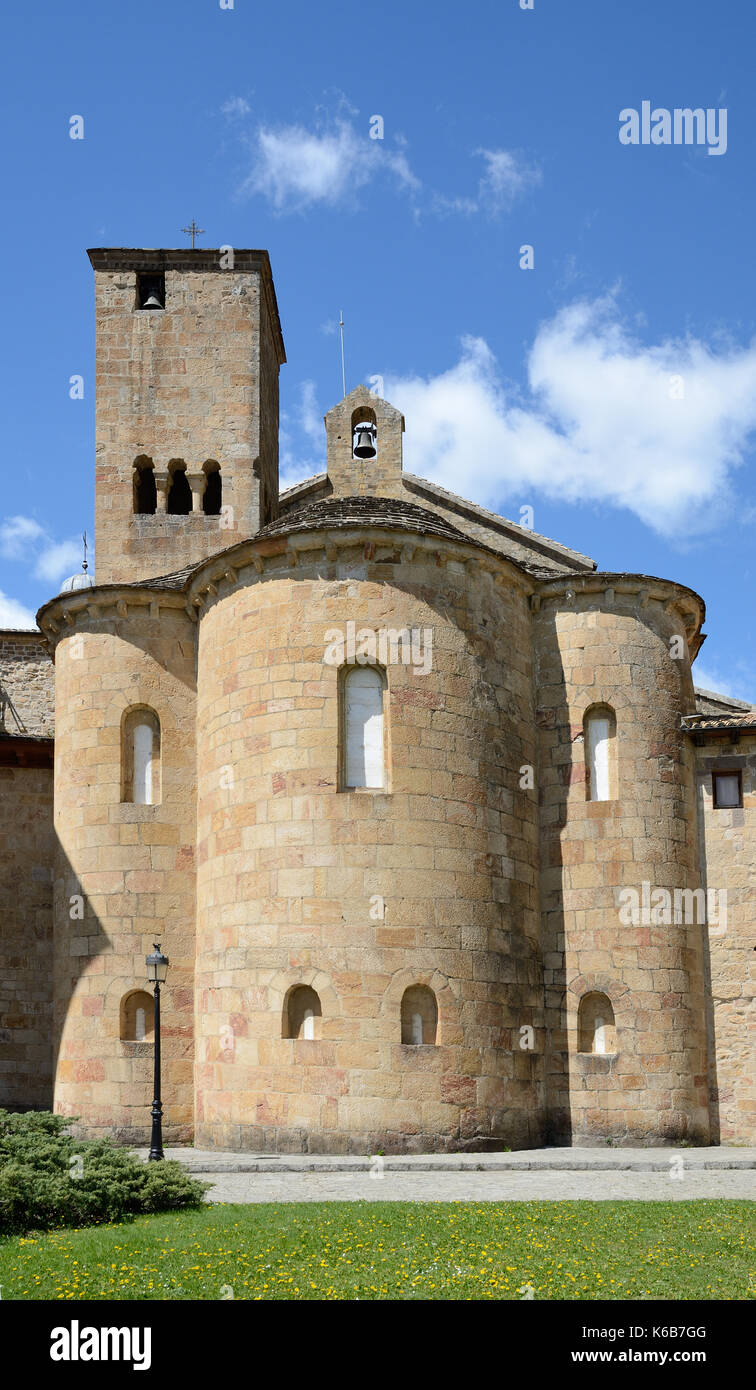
[324,385,405,499]
[89,248,286,585]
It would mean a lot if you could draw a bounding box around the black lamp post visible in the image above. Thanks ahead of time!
[146,943,169,1161]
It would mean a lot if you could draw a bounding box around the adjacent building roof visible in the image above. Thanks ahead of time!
[683,687,756,734]
[694,687,754,715]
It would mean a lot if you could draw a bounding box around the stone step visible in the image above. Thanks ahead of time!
[138,1145,756,1176]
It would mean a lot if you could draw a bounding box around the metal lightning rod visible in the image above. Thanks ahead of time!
[339,310,346,398]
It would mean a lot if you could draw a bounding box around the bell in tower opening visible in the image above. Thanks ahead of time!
[353,422,377,459]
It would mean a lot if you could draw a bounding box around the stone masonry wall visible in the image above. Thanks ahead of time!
[0,763,54,1109]
[534,582,710,1145]
[193,534,544,1153]
[695,733,756,1143]
[0,631,55,737]
[50,602,197,1142]
[91,251,283,586]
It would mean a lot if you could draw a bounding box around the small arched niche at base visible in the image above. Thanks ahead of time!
[284,985,322,1040]
[578,992,617,1055]
[400,985,438,1045]
[120,990,155,1042]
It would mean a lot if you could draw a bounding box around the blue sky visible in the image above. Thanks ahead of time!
[2,0,755,700]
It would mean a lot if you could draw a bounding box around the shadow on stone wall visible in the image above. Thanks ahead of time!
[534,608,572,1146]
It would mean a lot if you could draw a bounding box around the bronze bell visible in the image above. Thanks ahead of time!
[142,292,164,310]
[353,426,377,459]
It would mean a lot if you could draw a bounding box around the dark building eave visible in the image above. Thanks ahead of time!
[0,733,54,768]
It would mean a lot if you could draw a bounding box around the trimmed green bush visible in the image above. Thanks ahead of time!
[0,1110,207,1236]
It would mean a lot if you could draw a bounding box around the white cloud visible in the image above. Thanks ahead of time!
[0,516,89,589]
[299,379,324,449]
[222,96,251,119]
[242,117,419,212]
[0,515,45,559]
[0,590,36,628]
[232,103,535,218]
[279,381,327,491]
[476,148,542,212]
[33,539,83,584]
[431,193,480,217]
[691,662,756,706]
[378,295,756,536]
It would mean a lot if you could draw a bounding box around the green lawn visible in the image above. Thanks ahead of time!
[0,1201,753,1300]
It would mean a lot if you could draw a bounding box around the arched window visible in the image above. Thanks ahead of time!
[167,465,192,515]
[133,457,157,514]
[352,405,377,459]
[578,993,617,1055]
[342,666,385,789]
[122,707,161,805]
[284,985,322,1040]
[584,705,617,801]
[203,463,222,515]
[401,985,438,1045]
[120,990,154,1042]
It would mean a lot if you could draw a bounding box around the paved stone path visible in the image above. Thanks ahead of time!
[193,1167,756,1204]
[138,1146,756,1204]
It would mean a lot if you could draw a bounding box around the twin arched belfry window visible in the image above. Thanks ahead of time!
[132,457,222,515]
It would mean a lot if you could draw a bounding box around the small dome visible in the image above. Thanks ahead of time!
[59,571,95,594]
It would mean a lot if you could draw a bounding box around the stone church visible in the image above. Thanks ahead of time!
[0,247,753,1153]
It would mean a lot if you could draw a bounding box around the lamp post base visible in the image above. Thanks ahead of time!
[148,1104,164,1161]
[148,974,165,1160]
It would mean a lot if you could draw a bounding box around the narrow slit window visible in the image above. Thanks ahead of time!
[133,723,154,804]
[122,708,161,805]
[343,666,385,789]
[584,705,616,802]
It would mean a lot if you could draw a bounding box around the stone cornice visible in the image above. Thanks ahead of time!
[35,549,709,664]
[184,525,534,618]
[531,570,706,658]
[35,525,534,654]
[35,586,194,658]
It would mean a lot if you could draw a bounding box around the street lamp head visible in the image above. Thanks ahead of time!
[146,943,170,983]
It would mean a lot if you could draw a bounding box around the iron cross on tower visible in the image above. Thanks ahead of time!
[182,219,205,248]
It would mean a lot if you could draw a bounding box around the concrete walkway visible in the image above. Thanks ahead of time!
[138,1145,756,1203]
